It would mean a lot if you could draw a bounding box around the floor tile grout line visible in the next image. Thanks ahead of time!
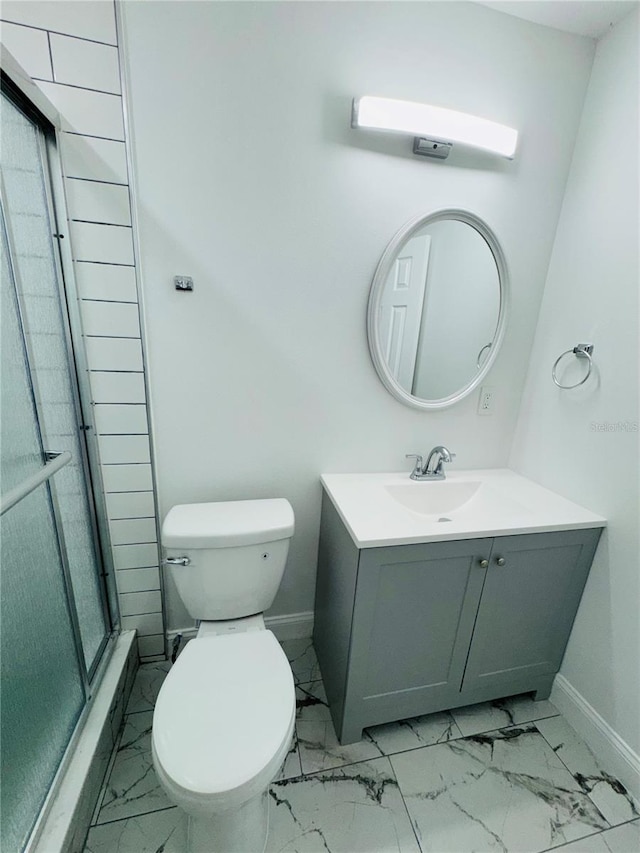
[370,732,467,760]
[450,709,561,741]
[290,707,635,801]
[447,713,560,741]
[91,804,179,830]
[291,726,528,782]
[291,699,566,776]
[364,717,555,763]
[287,749,412,782]
[388,754,425,853]
[538,820,632,853]
[532,718,595,792]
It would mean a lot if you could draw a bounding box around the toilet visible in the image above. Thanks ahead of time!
[152,499,296,853]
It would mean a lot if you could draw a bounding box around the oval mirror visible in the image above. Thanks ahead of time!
[367,209,508,410]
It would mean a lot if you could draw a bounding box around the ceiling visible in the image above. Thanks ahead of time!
[478,1,638,38]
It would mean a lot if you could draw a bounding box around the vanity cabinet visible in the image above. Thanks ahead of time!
[313,492,603,744]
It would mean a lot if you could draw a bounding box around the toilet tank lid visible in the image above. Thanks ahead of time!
[162,498,294,548]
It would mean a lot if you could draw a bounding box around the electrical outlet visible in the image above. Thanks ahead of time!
[477,386,495,415]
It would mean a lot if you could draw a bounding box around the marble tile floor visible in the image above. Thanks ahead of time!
[85,639,639,853]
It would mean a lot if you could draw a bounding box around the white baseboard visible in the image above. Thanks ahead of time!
[265,610,314,640]
[551,674,640,800]
[167,610,314,645]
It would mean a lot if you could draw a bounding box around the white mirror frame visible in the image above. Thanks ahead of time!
[367,209,509,410]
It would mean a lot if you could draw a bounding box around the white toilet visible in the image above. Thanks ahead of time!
[152,499,296,853]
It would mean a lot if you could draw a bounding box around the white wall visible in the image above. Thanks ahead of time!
[510,7,639,761]
[1,0,165,660]
[120,1,595,629]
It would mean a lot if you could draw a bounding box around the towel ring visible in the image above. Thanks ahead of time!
[552,343,594,389]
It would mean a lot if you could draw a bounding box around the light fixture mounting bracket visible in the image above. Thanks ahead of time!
[413,137,452,159]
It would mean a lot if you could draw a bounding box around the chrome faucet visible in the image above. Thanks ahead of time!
[406,446,456,481]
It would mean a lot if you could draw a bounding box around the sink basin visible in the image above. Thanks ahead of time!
[320,469,607,547]
[385,481,481,518]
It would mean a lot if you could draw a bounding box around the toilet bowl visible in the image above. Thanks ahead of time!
[152,499,296,852]
[153,624,295,851]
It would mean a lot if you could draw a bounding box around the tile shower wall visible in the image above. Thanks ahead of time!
[0,1,164,662]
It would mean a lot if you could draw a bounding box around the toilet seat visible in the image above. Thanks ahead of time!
[152,630,295,814]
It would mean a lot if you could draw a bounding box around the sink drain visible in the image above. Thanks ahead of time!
[437,517,452,523]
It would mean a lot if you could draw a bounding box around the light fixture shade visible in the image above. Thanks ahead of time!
[352,96,518,159]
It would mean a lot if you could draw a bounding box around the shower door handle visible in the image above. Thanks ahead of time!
[0,451,72,516]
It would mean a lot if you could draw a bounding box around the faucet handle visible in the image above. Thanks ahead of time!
[406,453,424,479]
[430,447,456,476]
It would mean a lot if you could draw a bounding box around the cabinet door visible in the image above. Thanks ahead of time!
[347,539,492,727]
[461,529,602,695]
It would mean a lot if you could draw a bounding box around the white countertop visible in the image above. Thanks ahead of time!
[320,469,607,548]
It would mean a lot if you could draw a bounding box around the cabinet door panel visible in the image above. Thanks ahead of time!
[461,529,602,694]
[348,539,491,723]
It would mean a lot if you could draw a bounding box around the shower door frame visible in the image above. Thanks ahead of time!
[2,69,122,850]
[1,72,118,666]
[41,98,122,664]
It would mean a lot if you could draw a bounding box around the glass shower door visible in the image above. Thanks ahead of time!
[0,211,86,853]
[1,90,109,673]
[1,85,114,850]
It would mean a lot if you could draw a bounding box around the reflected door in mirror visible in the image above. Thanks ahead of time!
[380,234,430,390]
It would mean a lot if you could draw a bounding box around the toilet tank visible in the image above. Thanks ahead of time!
[162,499,294,621]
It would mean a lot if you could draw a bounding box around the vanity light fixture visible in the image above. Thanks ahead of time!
[351,96,518,160]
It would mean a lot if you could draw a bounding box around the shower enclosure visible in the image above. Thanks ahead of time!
[1,81,118,851]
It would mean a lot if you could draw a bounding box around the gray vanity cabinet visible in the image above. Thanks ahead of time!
[460,531,601,697]
[346,538,492,726]
[314,492,603,744]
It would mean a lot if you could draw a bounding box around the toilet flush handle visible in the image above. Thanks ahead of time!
[163,556,191,566]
